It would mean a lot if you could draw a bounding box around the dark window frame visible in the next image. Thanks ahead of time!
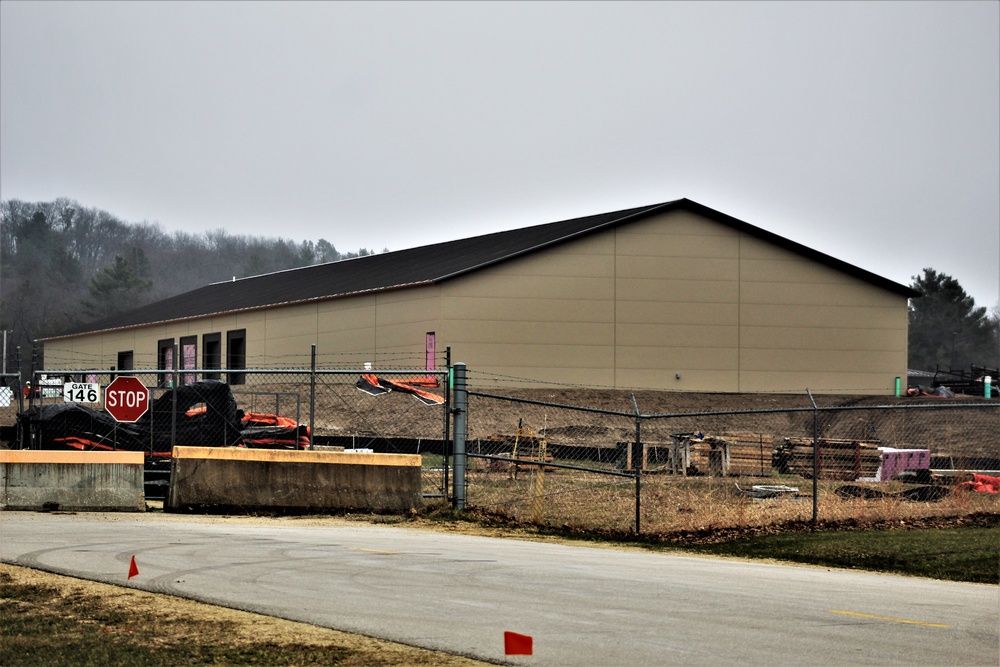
[226,329,246,385]
[117,350,134,372]
[203,333,222,381]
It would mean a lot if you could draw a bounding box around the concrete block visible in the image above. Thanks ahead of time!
[166,447,422,513]
[0,450,145,512]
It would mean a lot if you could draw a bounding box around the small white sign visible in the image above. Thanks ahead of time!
[63,382,100,404]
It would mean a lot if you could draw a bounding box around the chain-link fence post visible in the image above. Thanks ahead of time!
[632,393,642,535]
[15,347,24,433]
[807,388,819,525]
[171,345,179,450]
[452,362,467,511]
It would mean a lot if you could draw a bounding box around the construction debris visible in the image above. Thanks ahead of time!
[736,484,800,499]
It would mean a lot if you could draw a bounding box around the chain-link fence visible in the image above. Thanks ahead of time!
[4,360,998,531]
[4,366,451,501]
[462,379,999,535]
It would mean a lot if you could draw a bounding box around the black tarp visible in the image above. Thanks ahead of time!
[18,380,245,455]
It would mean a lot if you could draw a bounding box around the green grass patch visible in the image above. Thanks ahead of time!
[686,525,1000,583]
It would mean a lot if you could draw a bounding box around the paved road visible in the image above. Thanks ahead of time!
[1,512,997,666]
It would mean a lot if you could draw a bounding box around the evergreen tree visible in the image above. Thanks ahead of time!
[82,248,153,321]
[908,268,997,371]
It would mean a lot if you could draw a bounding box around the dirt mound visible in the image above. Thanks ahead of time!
[472,388,998,459]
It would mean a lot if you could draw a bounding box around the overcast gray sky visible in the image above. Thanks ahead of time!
[2,1,998,309]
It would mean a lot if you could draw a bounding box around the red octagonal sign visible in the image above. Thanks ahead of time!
[105,376,150,423]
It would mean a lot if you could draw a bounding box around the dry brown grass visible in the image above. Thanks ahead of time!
[1,563,490,667]
[465,469,1000,537]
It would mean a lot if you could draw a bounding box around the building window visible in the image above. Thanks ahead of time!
[157,338,175,387]
[227,329,246,385]
[180,335,197,385]
[203,333,221,381]
[117,351,134,372]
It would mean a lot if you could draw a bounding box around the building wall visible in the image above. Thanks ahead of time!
[735,233,907,393]
[439,230,618,386]
[612,210,741,391]
[42,208,909,394]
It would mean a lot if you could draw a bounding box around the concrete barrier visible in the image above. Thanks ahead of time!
[166,447,423,513]
[0,450,145,512]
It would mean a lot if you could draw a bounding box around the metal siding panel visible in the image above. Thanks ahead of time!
[616,323,739,348]
[616,347,739,371]
[741,326,907,352]
[739,303,902,329]
[452,320,614,346]
[741,280,902,306]
[617,255,740,279]
[617,277,739,304]
[443,296,614,324]
[617,301,739,326]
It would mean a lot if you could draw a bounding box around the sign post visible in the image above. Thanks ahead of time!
[105,376,150,423]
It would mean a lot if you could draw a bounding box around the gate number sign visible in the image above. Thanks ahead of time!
[63,382,100,404]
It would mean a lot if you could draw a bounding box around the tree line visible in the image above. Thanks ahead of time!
[1,199,998,380]
[0,198,378,369]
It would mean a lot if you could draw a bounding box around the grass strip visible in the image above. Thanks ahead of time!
[685,525,1000,583]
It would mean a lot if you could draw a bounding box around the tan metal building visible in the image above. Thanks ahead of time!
[41,199,918,394]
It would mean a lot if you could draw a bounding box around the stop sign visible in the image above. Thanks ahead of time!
[105,376,150,422]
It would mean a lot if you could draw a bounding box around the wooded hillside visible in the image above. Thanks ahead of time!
[0,198,377,369]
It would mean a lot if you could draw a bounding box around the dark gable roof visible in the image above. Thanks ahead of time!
[48,198,920,339]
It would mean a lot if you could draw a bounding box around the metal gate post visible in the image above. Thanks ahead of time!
[452,362,467,511]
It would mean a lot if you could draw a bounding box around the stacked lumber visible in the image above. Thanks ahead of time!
[675,433,774,477]
[682,436,725,476]
[720,432,774,477]
[774,437,882,480]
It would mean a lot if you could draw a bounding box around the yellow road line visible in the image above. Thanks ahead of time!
[350,548,400,555]
[828,609,950,629]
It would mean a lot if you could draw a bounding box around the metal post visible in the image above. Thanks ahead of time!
[14,347,24,448]
[309,344,316,450]
[171,345,179,449]
[28,343,37,413]
[15,346,23,415]
[442,347,451,500]
[807,389,818,526]
[632,393,642,535]
[452,362,467,511]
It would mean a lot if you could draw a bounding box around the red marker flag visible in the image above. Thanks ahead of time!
[128,555,139,579]
[504,631,533,656]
